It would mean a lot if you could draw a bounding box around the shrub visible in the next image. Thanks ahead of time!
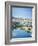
[28,28,31,30]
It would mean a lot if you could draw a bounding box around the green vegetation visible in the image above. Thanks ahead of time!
[28,28,31,30]
[11,22,32,33]
[27,31,31,33]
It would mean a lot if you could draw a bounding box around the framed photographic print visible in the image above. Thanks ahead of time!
[5,1,37,44]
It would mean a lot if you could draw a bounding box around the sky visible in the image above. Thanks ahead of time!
[12,7,32,19]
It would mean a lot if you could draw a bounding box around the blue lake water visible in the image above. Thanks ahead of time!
[11,29,32,38]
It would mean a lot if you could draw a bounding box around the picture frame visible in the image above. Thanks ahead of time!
[5,1,37,44]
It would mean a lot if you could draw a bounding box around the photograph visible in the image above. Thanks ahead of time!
[5,2,37,44]
[11,7,32,38]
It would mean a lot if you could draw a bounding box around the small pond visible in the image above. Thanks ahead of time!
[11,29,32,38]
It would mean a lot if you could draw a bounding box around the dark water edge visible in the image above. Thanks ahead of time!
[12,36,32,38]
